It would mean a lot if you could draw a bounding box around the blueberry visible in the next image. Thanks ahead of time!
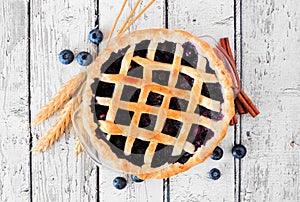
[58,49,74,65]
[131,175,144,183]
[211,146,223,160]
[76,51,93,66]
[209,168,221,180]
[113,177,127,190]
[88,28,103,45]
[232,144,247,159]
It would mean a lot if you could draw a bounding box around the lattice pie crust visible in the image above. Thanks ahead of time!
[72,28,235,179]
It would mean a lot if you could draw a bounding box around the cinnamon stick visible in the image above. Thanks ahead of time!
[235,99,247,114]
[237,93,257,117]
[230,114,238,126]
[219,37,260,119]
[240,89,260,115]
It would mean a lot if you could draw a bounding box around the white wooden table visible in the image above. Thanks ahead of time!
[1,0,300,201]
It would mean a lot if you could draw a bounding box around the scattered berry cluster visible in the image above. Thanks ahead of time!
[58,28,103,66]
[209,144,247,180]
[112,144,247,189]
[113,175,144,190]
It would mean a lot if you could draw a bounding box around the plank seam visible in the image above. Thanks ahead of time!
[238,0,243,144]
[233,0,242,202]
[95,0,100,202]
[165,0,168,29]
[233,0,242,201]
[238,1,243,201]
[27,0,33,201]
[163,1,170,201]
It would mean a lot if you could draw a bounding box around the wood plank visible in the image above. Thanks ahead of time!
[233,0,242,201]
[98,0,165,201]
[168,1,234,39]
[30,0,98,201]
[168,1,236,201]
[0,0,30,201]
[240,0,300,201]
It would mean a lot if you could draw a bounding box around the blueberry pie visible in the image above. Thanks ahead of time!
[72,28,235,179]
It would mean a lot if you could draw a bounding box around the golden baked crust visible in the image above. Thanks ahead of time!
[72,28,235,179]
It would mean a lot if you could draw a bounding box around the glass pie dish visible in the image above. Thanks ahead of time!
[72,28,237,179]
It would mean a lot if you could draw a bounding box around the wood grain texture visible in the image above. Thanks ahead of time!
[97,0,165,201]
[0,0,30,201]
[3,0,300,201]
[168,0,234,39]
[239,0,300,201]
[30,0,98,201]
[168,1,236,201]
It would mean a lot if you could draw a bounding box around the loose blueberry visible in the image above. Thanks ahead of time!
[113,177,127,189]
[211,146,223,160]
[209,168,221,180]
[88,28,103,45]
[232,144,247,159]
[76,51,93,66]
[58,49,74,65]
[131,175,144,183]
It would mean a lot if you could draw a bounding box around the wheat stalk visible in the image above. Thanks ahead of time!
[34,95,82,153]
[75,139,83,157]
[32,71,86,126]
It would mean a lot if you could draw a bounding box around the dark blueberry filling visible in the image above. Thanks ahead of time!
[201,83,224,103]
[176,152,193,164]
[205,58,215,74]
[109,135,127,151]
[181,42,198,68]
[151,144,193,167]
[131,139,150,154]
[120,85,141,102]
[146,92,164,106]
[127,40,150,78]
[130,89,141,103]
[95,126,195,167]
[138,113,157,131]
[95,129,107,140]
[175,73,194,90]
[115,109,134,126]
[101,46,130,74]
[152,70,170,86]
[194,105,224,121]
[169,97,189,111]
[95,105,109,120]
[154,41,176,64]
[92,79,115,98]
[151,144,174,168]
[90,41,222,168]
[133,40,151,57]
[127,62,144,78]
[162,118,182,138]
[187,124,214,151]
[155,143,167,152]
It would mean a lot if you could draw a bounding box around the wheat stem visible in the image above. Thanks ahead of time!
[117,0,141,36]
[119,0,156,36]
[32,71,86,126]
[75,139,83,157]
[107,0,128,45]
[34,95,82,153]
